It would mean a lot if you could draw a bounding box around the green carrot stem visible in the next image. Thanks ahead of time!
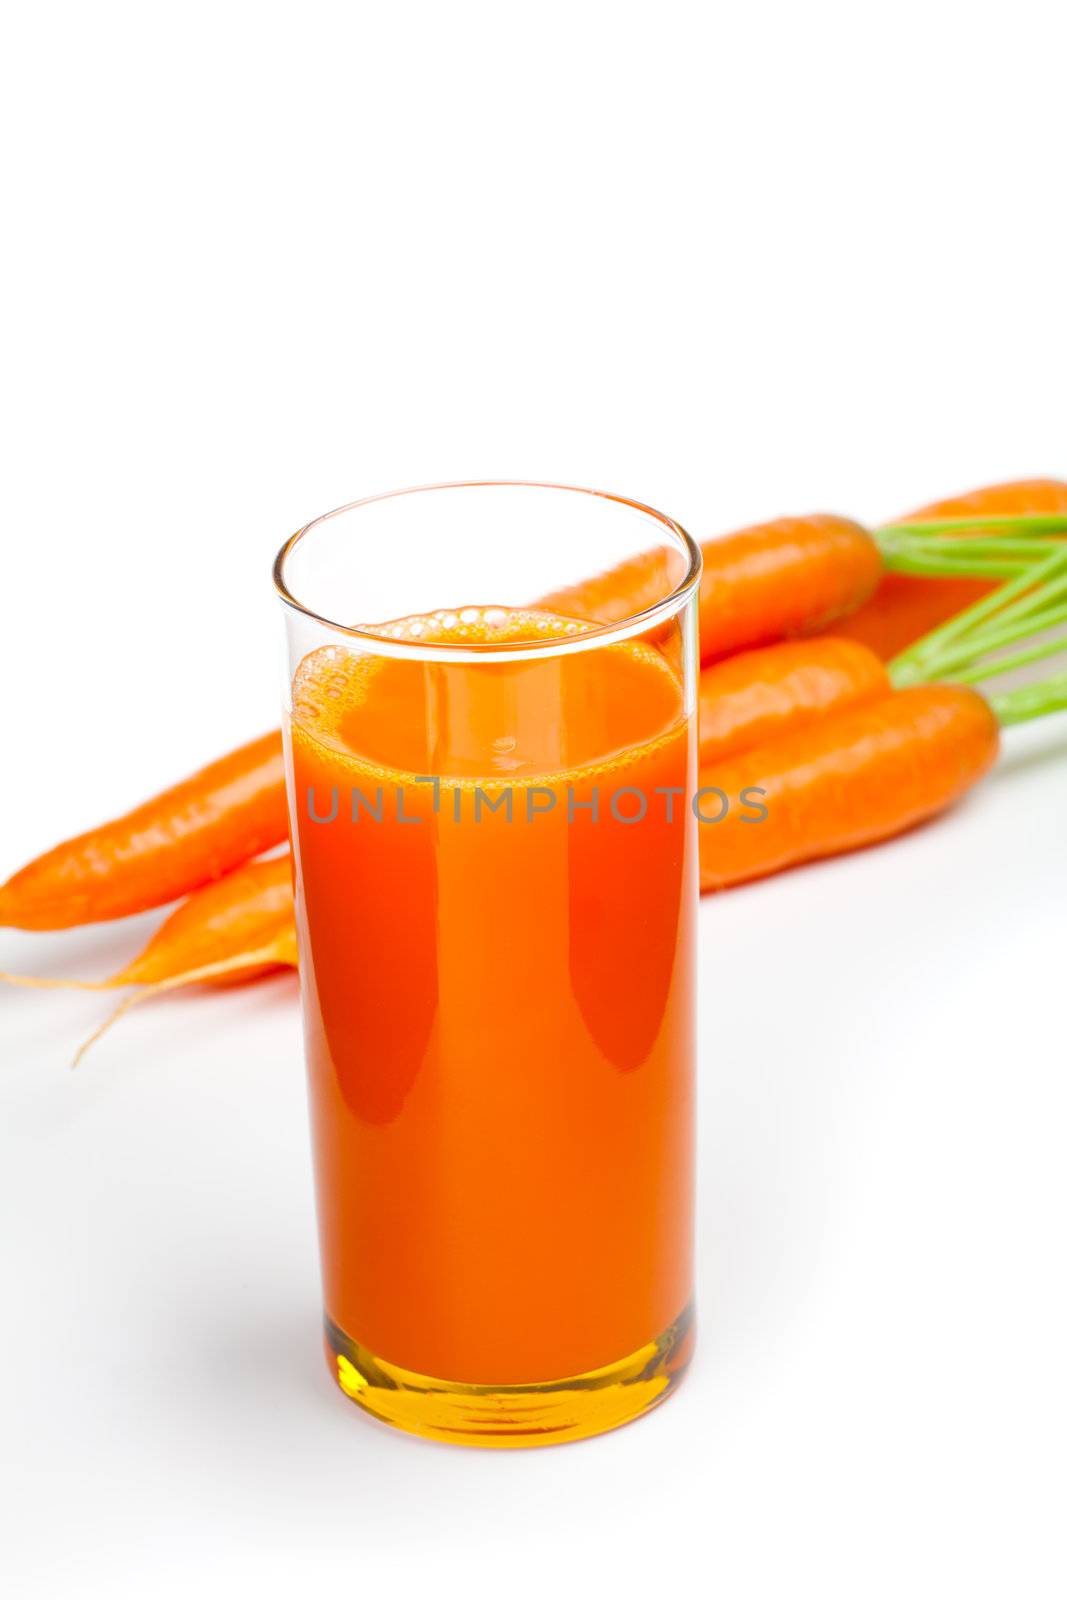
[889,547,1067,680]
[878,526,1064,579]
[948,630,1067,686]
[878,514,1067,539]
[886,525,1067,721]
[883,536,1063,560]
[944,598,1067,660]
[991,672,1067,727]
[892,599,1067,686]
[884,553,1035,580]
[989,565,1067,631]
[879,532,1057,576]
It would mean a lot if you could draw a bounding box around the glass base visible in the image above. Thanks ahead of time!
[324,1303,694,1449]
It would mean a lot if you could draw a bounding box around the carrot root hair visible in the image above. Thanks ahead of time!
[0,971,114,992]
[70,946,298,1068]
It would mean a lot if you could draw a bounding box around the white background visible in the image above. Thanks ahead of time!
[2,2,1066,1595]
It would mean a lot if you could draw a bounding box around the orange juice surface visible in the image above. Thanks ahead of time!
[286,607,696,1386]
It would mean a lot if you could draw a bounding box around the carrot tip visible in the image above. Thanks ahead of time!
[69,945,298,1067]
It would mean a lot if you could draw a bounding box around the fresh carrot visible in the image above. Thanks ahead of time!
[0,731,289,930]
[899,477,1067,521]
[113,853,295,987]
[1,854,297,1064]
[71,901,297,1067]
[698,637,889,766]
[827,479,1067,659]
[539,513,883,663]
[697,685,1000,890]
[700,543,1067,890]
[2,854,297,992]
[537,546,672,631]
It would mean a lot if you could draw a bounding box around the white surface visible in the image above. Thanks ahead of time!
[3,3,1066,1595]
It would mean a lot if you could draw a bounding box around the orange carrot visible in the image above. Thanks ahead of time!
[2,855,297,993]
[828,479,1067,659]
[71,899,297,1067]
[697,685,999,890]
[113,853,295,987]
[1,854,297,1064]
[540,513,882,663]
[537,546,672,631]
[0,732,289,930]
[698,637,889,767]
[901,477,1067,521]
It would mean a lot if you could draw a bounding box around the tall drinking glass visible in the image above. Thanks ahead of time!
[273,483,701,1447]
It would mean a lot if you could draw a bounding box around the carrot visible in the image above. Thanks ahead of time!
[828,479,1067,659]
[70,903,297,1067]
[698,637,888,767]
[1,854,298,1064]
[902,477,1067,521]
[539,513,883,663]
[0,731,289,930]
[697,685,1000,891]
[2,855,297,993]
[112,853,295,987]
[537,546,672,631]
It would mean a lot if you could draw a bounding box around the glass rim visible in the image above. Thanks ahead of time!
[272,480,702,662]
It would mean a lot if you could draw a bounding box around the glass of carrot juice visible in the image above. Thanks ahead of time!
[273,483,701,1447]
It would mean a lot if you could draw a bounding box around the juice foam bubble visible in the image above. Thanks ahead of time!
[291,606,684,782]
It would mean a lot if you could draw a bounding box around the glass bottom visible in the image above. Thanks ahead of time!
[324,1302,694,1449]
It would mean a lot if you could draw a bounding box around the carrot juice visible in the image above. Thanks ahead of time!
[275,485,701,1447]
